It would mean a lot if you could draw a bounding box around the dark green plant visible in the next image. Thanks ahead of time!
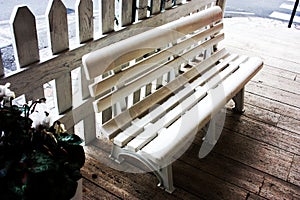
[0,99,85,200]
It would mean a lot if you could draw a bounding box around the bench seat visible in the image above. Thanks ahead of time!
[82,6,263,193]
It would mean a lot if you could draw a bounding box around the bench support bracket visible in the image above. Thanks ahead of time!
[110,144,175,193]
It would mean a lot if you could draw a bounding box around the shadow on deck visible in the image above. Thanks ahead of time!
[81,17,300,200]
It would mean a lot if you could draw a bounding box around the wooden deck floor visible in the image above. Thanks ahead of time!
[80,17,300,200]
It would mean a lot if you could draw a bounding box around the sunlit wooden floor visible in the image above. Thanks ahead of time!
[80,17,300,200]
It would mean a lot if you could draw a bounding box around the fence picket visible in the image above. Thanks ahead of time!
[56,72,72,114]
[10,6,39,68]
[46,0,69,54]
[76,0,93,43]
[164,0,174,9]
[0,49,3,76]
[151,0,162,15]
[101,0,115,34]
[176,0,183,5]
[138,0,148,20]
[121,0,135,26]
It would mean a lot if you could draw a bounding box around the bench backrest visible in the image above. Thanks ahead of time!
[82,6,224,135]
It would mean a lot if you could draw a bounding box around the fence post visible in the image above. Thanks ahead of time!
[216,0,227,15]
[10,6,39,68]
[46,0,69,54]
[101,0,115,34]
[56,72,73,114]
[0,49,3,76]
[121,0,135,26]
[76,0,94,43]
[151,0,162,15]
[138,0,148,20]
[164,0,174,9]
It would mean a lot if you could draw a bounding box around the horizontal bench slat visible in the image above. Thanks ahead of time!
[124,55,249,151]
[113,53,239,147]
[82,6,222,80]
[89,23,224,97]
[101,48,229,139]
[94,33,225,113]
[139,57,263,167]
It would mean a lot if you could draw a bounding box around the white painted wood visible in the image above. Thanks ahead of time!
[0,49,3,76]
[46,0,69,54]
[139,58,263,166]
[101,48,229,139]
[89,23,223,97]
[94,33,224,112]
[10,6,39,68]
[82,6,222,79]
[56,72,73,114]
[124,55,246,151]
[101,0,115,33]
[138,0,149,20]
[76,0,93,43]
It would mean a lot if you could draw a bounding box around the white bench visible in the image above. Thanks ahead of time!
[82,6,263,193]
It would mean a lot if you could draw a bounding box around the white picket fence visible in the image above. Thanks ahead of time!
[0,0,224,144]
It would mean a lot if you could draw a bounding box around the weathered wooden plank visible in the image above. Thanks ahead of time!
[83,112,96,144]
[212,129,294,181]
[224,112,300,156]
[151,0,162,15]
[223,45,300,75]
[82,149,157,200]
[180,143,265,194]
[176,0,183,5]
[173,161,249,199]
[55,72,72,114]
[277,115,300,135]
[101,0,115,34]
[242,103,281,126]
[246,82,300,108]
[76,0,94,43]
[244,92,300,120]
[81,66,91,100]
[261,65,297,82]
[82,178,120,200]
[260,176,300,200]
[0,49,4,76]
[138,0,148,20]
[26,86,45,101]
[1,0,215,97]
[251,70,300,95]
[223,19,300,66]
[121,0,135,26]
[10,6,39,67]
[246,193,268,200]
[46,0,69,54]
[288,155,300,186]
[164,0,174,9]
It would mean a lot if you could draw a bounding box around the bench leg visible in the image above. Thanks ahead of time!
[232,87,245,114]
[110,144,125,164]
[158,164,175,193]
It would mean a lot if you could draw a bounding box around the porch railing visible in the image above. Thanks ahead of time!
[0,0,223,144]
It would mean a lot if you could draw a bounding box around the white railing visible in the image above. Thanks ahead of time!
[0,0,221,144]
